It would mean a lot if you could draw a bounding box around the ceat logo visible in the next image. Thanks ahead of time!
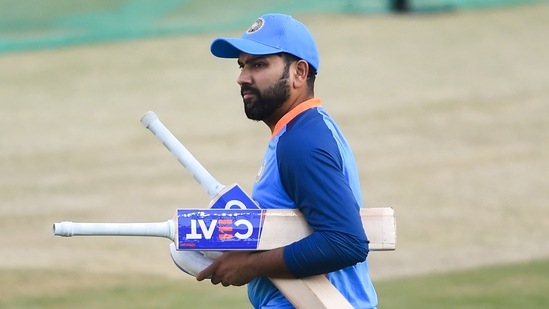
[185,218,253,241]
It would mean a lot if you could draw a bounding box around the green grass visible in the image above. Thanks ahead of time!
[0,270,249,309]
[2,259,548,309]
[375,258,549,309]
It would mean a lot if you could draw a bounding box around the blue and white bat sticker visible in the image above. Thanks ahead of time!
[176,209,265,250]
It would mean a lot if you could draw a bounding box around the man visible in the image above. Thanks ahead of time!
[196,13,378,308]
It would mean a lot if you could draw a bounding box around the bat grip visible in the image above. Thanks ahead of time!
[53,220,175,239]
[141,111,224,199]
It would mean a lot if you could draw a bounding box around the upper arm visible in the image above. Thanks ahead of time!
[276,115,368,277]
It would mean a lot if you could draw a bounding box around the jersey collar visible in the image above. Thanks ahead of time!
[271,97,322,139]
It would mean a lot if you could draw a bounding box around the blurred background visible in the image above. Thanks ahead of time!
[1,0,545,53]
[1,0,548,308]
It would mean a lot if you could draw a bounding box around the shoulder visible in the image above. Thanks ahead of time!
[276,108,342,170]
[278,108,337,152]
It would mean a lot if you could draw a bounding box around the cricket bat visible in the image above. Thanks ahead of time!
[53,207,395,251]
[139,111,396,309]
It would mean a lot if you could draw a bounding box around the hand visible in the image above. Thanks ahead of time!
[196,251,258,287]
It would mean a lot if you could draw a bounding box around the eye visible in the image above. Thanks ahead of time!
[253,61,266,69]
[237,60,245,70]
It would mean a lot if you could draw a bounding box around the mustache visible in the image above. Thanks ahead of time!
[240,84,260,96]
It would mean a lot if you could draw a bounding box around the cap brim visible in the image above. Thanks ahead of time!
[211,37,283,58]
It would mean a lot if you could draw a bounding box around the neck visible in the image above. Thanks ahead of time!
[264,93,313,133]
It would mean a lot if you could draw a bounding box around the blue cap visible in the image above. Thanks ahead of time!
[211,13,319,73]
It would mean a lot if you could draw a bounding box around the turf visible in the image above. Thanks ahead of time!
[1,259,547,308]
[375,258,549,308]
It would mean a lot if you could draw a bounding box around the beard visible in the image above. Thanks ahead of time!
[241,75,290,121]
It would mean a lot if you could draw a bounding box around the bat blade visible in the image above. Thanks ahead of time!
[271,277,355,309]
[174,208,395,251]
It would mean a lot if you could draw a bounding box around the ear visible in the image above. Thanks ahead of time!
[292,60,309,89]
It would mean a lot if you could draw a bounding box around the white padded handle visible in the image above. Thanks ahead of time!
[53,221,174,240]
[141,111,224,199]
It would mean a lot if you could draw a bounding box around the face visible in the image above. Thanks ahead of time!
[237,54,291,121]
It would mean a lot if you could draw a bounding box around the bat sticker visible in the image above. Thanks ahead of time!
[176,209,265,250]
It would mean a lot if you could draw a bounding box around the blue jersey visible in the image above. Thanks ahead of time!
[248,98,378,308]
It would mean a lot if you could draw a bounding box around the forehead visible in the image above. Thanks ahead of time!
[237,53,281,64]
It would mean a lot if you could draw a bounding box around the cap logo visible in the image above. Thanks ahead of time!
[246,18,264,34]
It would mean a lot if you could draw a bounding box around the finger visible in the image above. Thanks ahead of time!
[210,275,222,285]
[196,263,216,281]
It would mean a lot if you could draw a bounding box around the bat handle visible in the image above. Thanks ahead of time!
[52,220,175,240]
[141,111,224,199]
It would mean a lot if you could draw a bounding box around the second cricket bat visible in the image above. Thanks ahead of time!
[139,111,396,309]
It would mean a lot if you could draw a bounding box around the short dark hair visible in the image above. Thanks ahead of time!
[279,53,316,94]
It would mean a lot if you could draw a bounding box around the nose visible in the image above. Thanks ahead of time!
[237,69,252,86]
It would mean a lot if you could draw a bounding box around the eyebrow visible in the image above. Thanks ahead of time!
[237,55,268,66]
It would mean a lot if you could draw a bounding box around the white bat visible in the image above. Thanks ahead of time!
[139,111,396,309]
[53,207,395,251]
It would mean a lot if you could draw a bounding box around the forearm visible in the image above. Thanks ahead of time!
[250,247,295,278]
[196,247,295,286]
